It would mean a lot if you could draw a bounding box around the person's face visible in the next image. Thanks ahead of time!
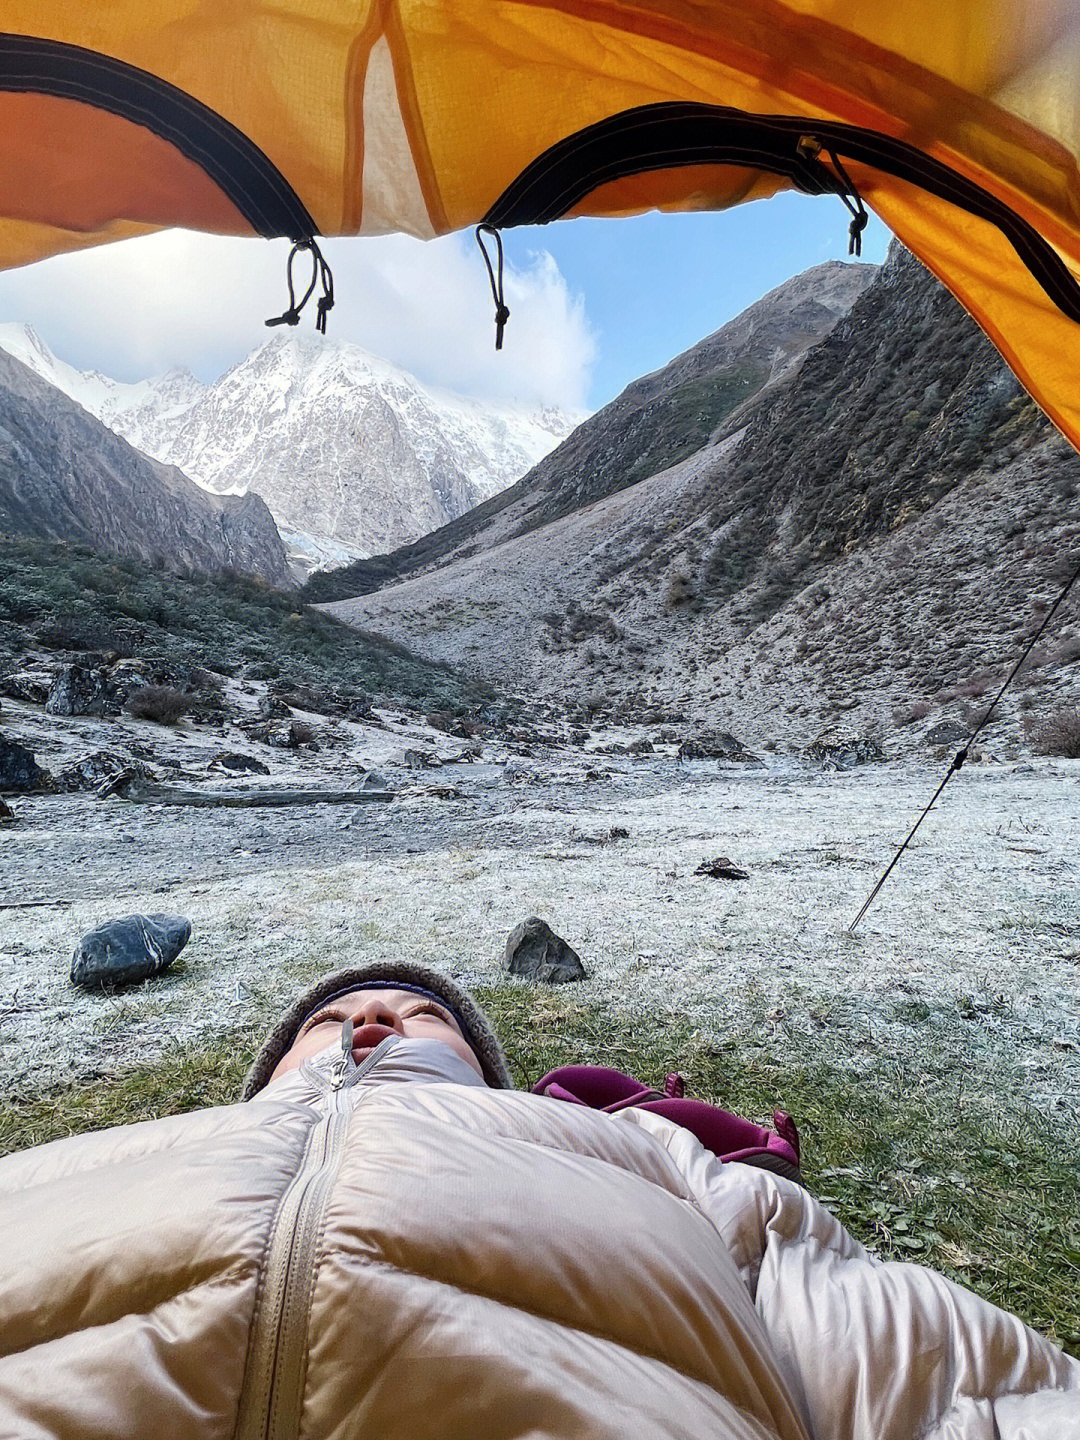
[269,988,485,1082]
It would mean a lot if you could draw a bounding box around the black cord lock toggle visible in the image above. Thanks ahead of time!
[266,237,335,334]
[476,224,510,350]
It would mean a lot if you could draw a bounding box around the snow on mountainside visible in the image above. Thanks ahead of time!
[0,325,584,569]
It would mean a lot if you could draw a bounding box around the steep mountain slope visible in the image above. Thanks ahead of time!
[0,348,293,588]
[323,246,1080,752]
[305,260,876,602]
[0,326,582,565]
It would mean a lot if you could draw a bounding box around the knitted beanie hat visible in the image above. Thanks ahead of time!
[240,960,513,1097]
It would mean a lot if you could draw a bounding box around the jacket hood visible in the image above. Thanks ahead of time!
[239,960,513,1097]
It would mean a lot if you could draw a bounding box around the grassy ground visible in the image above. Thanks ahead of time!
[0,535,493,712]
[2,983,1076,1356]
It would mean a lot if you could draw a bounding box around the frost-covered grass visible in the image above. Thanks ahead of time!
[3,980,1077,1356]
[3,751,1078,1351]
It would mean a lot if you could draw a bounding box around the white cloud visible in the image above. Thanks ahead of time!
[0,228,596,411]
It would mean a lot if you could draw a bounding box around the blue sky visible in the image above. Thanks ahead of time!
[516,194,892,407]
[0,193,892,414]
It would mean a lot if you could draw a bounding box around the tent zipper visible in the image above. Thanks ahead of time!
[482,102,1080,326]
[237,1030,397,1440]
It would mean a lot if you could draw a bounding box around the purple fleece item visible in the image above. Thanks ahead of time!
[532,1065,801,1169]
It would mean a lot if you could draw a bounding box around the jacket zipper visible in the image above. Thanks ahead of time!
[482,101,1080,326]
[237,1029,398,1440]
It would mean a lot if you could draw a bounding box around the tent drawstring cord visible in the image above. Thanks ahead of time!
[825,148,869,256]
[799,137,868,256]
[850,551,1080,932]
[475,224,510,349]
[266,238,335,333]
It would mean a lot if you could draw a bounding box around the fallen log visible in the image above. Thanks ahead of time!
[98,772,394,807]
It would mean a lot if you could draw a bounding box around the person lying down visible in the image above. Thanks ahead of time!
[0,959,1077,1438]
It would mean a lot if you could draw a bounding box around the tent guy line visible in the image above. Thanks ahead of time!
[850,551,1080,932]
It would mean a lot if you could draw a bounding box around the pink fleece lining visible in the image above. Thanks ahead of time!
[532,1065,800,1169]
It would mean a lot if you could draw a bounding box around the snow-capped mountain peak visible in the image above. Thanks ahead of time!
[0,324,586,572]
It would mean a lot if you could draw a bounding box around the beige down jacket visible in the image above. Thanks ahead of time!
[1,1036,1078,1439]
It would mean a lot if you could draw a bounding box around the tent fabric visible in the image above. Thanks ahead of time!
[2,4,1080,445]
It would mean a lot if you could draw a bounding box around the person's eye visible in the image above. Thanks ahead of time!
[406,1002,450,1023]
[301,1008,345,1033]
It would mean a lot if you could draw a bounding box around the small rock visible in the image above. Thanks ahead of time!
[402,748,438,769]
[258,693,293,721]
[568,728,590,746]
[0,796,14,825]
[503,758,531,781]
[71,913,191,990]
[266,719,308,749]
[95,767,146,800]
[0,734,52,793]
[46,664,111,717]
[505,916,587,984]
[359,770,390,791]
[626,737,654,755]
[0,670,54,705]
[695,856,750,880]
[212,751,271,775]
[608,825,629,841]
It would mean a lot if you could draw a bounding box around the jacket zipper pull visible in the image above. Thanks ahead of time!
[332,1018,354,1089]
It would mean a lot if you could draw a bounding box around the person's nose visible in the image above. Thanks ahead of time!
[348,999,404,1034]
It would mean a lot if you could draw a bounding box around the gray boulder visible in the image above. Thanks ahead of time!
[211,751,270,775]
[678,731,762,764]
[695,856,750,880]
[71,913,191,989]
[505,917,586,984]
[46,664,111,717]
[58,750,143,793]
[925,719,968,747]
[0,734,51,793]
[803,727,885,771]
[0,796,14,824]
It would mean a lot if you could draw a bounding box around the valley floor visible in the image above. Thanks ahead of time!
[3,735,1078,1118]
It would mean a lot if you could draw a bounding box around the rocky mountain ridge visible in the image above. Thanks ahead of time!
[323,246,1080,756]
[305,260,876,602]
[0,347,293,588]
[0,325,584,571]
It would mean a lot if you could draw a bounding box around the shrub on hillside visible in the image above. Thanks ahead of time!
[662,570,695,609]
[125,685,194,725]
[1032,708,1080,757]
[895,699,933,725]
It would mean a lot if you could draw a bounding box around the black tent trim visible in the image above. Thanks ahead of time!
[483,102,1080,325]
[0,33,318,242]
